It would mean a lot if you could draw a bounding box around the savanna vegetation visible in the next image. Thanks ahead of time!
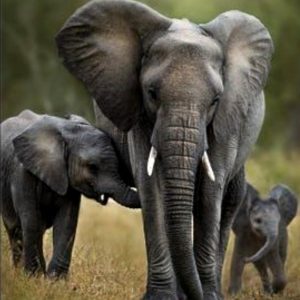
[1,156,300,299]
[1,0,299,299]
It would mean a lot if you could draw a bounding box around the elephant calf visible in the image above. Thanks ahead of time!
[229,183,298,294]
[0,110,139,278]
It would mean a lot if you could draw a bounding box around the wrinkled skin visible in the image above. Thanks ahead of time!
[0,110,139,278]
[56,1,274,299]
[229,183,298,294]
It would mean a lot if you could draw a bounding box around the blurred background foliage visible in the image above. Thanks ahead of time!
[2,0,300,151]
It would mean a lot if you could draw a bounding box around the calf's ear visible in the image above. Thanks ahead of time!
[269,184,298,225]
[13,116,69,195]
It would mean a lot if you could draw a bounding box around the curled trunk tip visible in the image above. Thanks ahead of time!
[244,235,277,263]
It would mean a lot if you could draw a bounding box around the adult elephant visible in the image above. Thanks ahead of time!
[56,1,273,299]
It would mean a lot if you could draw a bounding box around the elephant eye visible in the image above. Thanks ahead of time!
[148,87,157,101]
[255,217,262,224]
[211,95,220,106]
[87,163,98,174]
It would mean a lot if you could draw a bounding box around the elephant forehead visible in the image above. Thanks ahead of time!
[155,24,222,62]
[169,18,195,31]
[168,19,222,50]
[252,203,279,215]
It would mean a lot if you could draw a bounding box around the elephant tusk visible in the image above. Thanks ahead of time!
[147,146,157,176]
[202,151,215,182]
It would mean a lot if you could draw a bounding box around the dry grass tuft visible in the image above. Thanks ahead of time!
[1,203,146,300]
[1,152,299,299]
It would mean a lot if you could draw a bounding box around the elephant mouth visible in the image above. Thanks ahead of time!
[96,193,111,205]
[253,228,264,237]
[83,191,111,206]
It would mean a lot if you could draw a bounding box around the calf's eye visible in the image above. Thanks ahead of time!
[255,217,262,224]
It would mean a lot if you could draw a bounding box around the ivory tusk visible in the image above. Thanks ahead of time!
[147,146,157,176]
[202,151,215,182]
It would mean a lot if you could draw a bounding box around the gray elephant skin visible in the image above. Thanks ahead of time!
[0,110,139,278]
[229,183,298,295]
[56,1,274,299]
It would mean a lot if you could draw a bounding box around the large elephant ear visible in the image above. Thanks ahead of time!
[269,184,298,225]
[201,11,274,140]
[13,117,68,196]
[56,0,171,131]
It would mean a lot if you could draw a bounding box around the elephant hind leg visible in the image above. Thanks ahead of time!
[3,221,23,267]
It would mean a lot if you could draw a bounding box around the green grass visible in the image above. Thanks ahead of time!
[1,151,299,300]
[246,150,300,197]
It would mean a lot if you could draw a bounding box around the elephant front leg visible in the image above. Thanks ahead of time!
[13,170,45,275]
[129,128,177,299]
[21,220,45,275]
[254,261,272,293]
[228,236,245,295]
[3,221,23,267]
[138,173,177,300]
[217,167,246,295]
[47,195,80,279]
[268,251,287,293]
[194,177,224,300]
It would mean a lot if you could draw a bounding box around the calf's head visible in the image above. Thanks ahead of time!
[13,115,138,207]
[245,183,298,263]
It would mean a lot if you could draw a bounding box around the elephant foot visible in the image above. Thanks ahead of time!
[263,284,273,294]
[228,285,240,296]
[46,269,68,280]
[203,291,221,300]
[24,268,44,277]
[47,260,69,280]
[176,283,187,300]
[177,292,187,300]
[217,291,224,300]
[272,278,287,294]
[24,262,45,277]
[142,289,177,300]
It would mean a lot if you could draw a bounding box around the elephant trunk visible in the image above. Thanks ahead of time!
[157,111,204,300]
[245,234,277,263]
[113,183,140,208]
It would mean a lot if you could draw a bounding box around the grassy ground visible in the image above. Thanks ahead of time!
[1,151,299,300]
